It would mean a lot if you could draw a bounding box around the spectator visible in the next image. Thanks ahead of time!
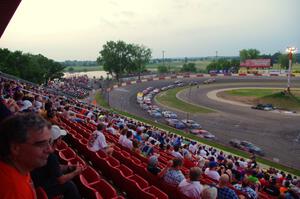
[183,153,197,169]
[121,130,133,150]
[205,161,221,181]
[31,125,83,199]
[88,123,114,156]
[159,158,185,187]
[147,155,161,175]
[217,174,239,199]
[171,145,184,159]
[234,178,258,199]
[201,185,218,199]
[178,167,203,199]
[264,177,280,197]
[0,113,52,198]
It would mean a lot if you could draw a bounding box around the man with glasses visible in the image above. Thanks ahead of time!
[0,113,52,199]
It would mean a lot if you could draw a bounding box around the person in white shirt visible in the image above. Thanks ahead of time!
[204,161,220,181]
[171,145,184,159]
[121,130,133,150]
[179,167,203,199]
[118,128,127,145]
[88,123,113,155]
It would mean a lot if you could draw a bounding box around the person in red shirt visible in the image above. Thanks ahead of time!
[0,113,52,199]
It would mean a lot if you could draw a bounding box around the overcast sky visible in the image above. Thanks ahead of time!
[0,0,299,61]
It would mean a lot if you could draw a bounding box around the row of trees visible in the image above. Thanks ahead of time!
[97,40,152,81]
[0,48,65,84]
[207,59,240,73]
[61,60,97,67]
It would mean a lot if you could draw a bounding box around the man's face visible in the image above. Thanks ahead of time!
[13,126,52,172]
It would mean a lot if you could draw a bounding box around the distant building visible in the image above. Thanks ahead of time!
[239,59,271,74]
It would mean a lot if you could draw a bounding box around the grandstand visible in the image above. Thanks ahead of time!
[0,2,299,199]
[1,72,300,199]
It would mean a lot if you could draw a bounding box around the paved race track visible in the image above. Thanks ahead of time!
[110,76,300,169]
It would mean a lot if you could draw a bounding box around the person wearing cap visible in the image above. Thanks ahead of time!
[204,161,221,181]
[31,125,83,199]
[20,100,33,112]
[147,155,161,175]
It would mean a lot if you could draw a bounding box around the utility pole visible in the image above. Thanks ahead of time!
[286,47,297,92]
[162,50,165,66]
[216,50,218,60]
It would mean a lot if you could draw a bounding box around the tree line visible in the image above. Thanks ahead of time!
[61,60,98,67]
[0,48,65,84]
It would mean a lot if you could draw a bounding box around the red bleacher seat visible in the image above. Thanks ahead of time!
[68,155,86,167]
[90,179,118,199]
[110,164,134,192]
[56,140,68,151]
[58,147,76,164]
[80,166,101,184]
[143,185,169,199]
[124,174,149,199]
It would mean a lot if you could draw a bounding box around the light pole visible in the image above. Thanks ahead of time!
[286,47,297,92]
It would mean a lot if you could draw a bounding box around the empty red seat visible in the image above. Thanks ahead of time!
[80,166,101,184]
[143,185,169,199]
[110,164,133,192]
[90,179,118,199]
[56,140,68,151]
[58,147,76,164]
[124,174,149,199]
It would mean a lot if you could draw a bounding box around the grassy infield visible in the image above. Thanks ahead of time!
[95,86,300,176]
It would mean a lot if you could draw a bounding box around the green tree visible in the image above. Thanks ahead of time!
[68,67,74,72]
[0,48,65,84]
[278,53,296,69]
[130,44,152,80]
[157,65,169,73]
[97,41,132,81]
[239,49,260,62]
[207,59,232,72]
[181,62,196,72]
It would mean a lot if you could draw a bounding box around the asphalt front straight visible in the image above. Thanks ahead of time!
[109,76,300,170]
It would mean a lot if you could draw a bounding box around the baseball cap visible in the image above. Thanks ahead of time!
[209,161,218,168]
[51,125,67,142]
[20,100,32,111]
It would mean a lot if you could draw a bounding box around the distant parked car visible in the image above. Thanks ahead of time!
[190,129,215,139]
[229,139,264,156]
[148,110,162,118]
[189,81,198,86]
[162,111,178,119]
[203,78,216,84]
[166,119,186,129]
[251,104,275,111]
[181,119,201,129]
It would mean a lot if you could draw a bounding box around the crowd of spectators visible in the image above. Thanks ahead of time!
[46,75,91,98]
[0,74,300,199]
